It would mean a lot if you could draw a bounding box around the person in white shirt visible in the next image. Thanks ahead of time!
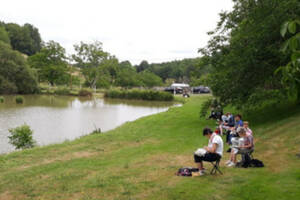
[194,128,224,176]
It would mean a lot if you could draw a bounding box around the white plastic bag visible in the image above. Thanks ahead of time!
[194,148,207,157]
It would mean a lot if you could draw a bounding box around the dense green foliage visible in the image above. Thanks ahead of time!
[0,26,10,44]
[276,19,300,103]
[0,22,42,56]
[200,0,300,108]
[8,124,36,149]
[135,57,211,86]
[0,41,39,94]
[104,89,174,101]
[0,96,4,103]
[199,98,213,118]
[28,41,70,86]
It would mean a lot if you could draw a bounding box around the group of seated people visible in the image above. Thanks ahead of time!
[193,113,254,176]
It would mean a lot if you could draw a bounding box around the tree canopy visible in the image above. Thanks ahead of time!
[28,41,69,86]
[0,41,39,94]
[200,0,300,108]
[0,22,42,56]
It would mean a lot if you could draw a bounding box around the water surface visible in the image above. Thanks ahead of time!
[0,95,174,154]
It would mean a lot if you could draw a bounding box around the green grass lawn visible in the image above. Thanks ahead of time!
[0,95,299,200]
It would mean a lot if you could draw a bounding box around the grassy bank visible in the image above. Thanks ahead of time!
[0,96,299,200]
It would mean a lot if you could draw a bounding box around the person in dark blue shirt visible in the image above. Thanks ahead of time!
[234,114,243,128]
[226,114,243,152]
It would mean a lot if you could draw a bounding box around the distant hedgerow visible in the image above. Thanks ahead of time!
[104,89,174,101]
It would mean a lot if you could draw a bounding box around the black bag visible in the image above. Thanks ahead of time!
[176,167,199,176]
[236,158,264,168]
[249,159,264,167]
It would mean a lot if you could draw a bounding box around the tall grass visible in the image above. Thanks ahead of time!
[104,89,174,101]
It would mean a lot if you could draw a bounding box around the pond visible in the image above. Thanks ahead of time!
[0,95,175,154]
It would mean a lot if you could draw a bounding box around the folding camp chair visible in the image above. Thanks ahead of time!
[241,148,254,163]
[210,158,223,175]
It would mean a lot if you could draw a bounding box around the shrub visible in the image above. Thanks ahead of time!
[0,96,4,103]
[78,89,93,97]
[54,87,70,95]
[15,96,24,104]
[200,98,212,118]
[8,124,36,149]
[104,89,174,101]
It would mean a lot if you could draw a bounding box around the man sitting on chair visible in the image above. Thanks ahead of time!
[194,128,224,176]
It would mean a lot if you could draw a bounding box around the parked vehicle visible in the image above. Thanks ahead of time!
[164,87,183,94]
[192,86,210,94]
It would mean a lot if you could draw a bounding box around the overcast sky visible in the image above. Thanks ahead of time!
[0,0,233,65]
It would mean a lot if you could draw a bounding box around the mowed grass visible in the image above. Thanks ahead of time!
[0,96,300,200]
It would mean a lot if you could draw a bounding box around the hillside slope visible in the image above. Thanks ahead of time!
[0,96,299,200]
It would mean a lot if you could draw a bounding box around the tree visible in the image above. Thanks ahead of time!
[28,40,69,86]
[0,26,10,44]
[72,41,109,88]
[23,23,42,54]
[136,60,149,72]
[276,19,300,103]
[0,41,39,94]
[119,60,132,69]
[138,71,163,87]
[116,67,142,88]
[3,22,42,56]
[199,0,300,107]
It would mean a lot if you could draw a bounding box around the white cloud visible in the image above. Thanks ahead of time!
[0,0,233,64]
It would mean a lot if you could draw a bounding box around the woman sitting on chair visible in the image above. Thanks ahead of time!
[227,127,254,167]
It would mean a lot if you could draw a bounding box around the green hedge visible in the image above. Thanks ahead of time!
[54,88,70,95]
[104,89,174,101]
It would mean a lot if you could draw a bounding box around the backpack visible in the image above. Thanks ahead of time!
[176,167,199,176]
[236,158,264,168]
[249,159,264,167]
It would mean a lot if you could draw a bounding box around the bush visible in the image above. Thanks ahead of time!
[199,98,212,118]
[104,89,174,101]
[54,87,70,95]
[8,124,36,149]
[0,96,4,103]
[15,96,24,104]
[78,89,93,97]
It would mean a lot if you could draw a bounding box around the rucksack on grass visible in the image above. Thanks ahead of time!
[176,167,199,176]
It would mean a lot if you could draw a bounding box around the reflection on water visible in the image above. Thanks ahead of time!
[0,95,175,154]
